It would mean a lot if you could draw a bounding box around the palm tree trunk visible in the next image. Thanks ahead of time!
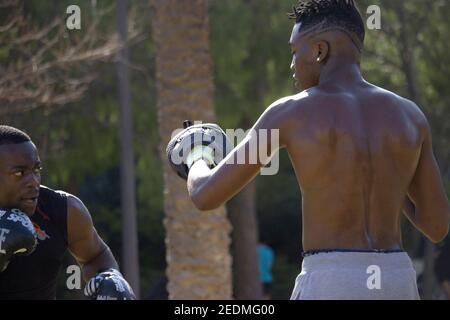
[151,0,232,299]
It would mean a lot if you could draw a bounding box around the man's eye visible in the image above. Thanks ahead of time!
[14,171,24,177]
[34,166,43,174]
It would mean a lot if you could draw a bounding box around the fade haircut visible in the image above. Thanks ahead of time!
[289,0,365,51]
[0,125,31,146]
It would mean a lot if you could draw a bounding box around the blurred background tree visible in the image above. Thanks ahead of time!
[150,0,232,299]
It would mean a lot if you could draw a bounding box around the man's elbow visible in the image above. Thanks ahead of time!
[416,205,450,243]
[190,190,220,211]
[426,221,449,243]
[188,174,225,211]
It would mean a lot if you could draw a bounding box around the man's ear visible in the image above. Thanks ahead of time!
[314,40,329,63]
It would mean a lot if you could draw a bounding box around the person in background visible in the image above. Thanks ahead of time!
[258,235,274,299]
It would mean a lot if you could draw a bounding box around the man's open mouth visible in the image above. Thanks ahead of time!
[20,196,39,207]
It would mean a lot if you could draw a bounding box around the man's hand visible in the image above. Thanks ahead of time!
[166,122,232,180]
[84,268,136,300]
[0,208,37,272]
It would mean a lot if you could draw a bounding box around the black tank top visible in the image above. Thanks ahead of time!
[0,186,68,299]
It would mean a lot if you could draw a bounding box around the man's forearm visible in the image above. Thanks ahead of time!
[81,246,119,281]
[187,160,215,210]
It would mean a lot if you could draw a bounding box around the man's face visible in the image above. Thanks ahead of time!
[0,141,42,216]
[289,23,321,91]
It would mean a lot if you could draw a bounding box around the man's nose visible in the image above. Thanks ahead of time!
[26,172,41,188]
[290,56,295,71]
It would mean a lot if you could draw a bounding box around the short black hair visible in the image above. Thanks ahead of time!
[0,125,31,146]
[289,0,365,50]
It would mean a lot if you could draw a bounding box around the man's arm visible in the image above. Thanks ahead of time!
[66,195,118,282]
[404,121,450,243]
[187,100,289,210]
[402,195,415,221]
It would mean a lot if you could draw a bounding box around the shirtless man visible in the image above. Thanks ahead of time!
[166,0,450,299]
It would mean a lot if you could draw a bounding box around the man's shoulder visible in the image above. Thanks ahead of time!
[64,193,92,225]
[269,90,313,109]
[369,84,428,126]
[264,91,314,122]
[37,186,70,225]
[364,83,416,106]
[260,91,318,141]
[39,186,86,213]
[39,185,70,201]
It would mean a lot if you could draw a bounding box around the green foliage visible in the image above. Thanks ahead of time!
[210,0,295,128]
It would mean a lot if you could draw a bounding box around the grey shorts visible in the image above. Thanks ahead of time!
[290,250,420,300]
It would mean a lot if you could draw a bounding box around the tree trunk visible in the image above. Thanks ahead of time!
[151,0,232,299]
[227,180,263,299]
[116,0,140,298]
[397,4,421,106]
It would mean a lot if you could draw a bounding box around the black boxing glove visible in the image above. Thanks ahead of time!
[0,208,38,272]
[84,268,136,300]
[166,122,232,180]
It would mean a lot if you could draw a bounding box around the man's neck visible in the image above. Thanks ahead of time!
[319,60,363,87]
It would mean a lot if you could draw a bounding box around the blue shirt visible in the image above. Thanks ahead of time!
[258,244,274,283]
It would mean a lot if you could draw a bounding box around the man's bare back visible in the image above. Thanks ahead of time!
[283,81,426,251]
[184,72,448,251]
